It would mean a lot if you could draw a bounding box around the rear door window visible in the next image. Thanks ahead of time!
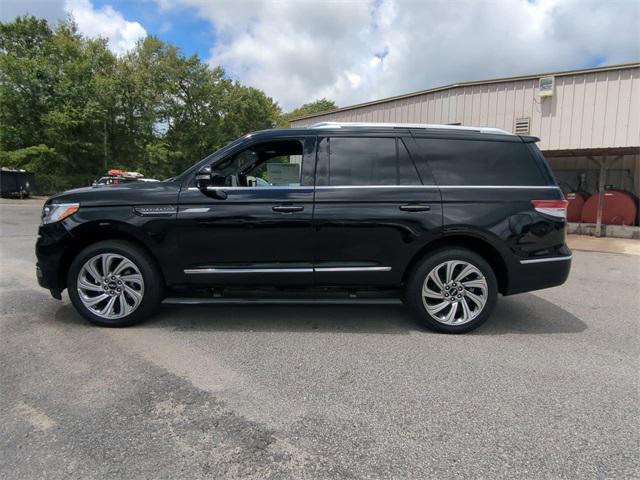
[316,137,421,186]
[414,138,548,186]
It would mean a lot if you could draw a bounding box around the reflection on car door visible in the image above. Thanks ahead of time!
[312,134,443,286]
[176,136,316,286]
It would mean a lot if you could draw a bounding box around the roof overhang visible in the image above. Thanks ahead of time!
[542,146,640,157]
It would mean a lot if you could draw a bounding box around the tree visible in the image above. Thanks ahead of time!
[277,98,338,127]
[0,15,286,184]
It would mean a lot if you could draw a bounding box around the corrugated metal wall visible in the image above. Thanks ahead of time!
[291,65,640,152]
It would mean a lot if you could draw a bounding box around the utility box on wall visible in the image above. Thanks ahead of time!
[538,76,555,97]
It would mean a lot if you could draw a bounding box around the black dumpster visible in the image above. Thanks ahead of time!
[0,169,36,197]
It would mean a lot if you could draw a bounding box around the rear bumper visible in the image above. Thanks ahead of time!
[504,253,572,295]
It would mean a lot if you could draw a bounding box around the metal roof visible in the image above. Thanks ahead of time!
[292,62,640,122]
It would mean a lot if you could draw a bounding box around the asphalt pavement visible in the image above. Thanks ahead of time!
[1,198,639,479]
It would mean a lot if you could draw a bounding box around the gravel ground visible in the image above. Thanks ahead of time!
[1,198,639,479]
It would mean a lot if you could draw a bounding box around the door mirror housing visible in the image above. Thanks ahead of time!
[195,165,212,189]
[196,166,227,189]
[195,166,227,199]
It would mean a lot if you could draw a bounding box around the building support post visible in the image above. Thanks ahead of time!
[589,155,622,237]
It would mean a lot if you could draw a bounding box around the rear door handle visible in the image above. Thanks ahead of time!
[272,205,304,213]
[399,204,431,212]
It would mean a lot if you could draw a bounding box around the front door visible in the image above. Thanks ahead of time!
[177,136,316,286]
[312,134,443,286]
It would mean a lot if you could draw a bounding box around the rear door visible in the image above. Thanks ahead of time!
[412,134,565,261]
[312,133,443,286]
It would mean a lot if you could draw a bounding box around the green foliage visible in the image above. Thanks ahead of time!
[277,98,338,127]
[0,15,286,189]
[0,145,63,172]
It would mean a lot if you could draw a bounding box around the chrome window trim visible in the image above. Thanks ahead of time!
[187,185,559,191]
[520,255,572,264]
[187,186,311,191]
[438,185,560,190]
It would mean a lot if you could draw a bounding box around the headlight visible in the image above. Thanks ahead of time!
[42,203,79,224]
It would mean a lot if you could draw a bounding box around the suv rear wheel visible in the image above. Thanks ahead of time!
[67,240,163,327]
[405,248,498,333]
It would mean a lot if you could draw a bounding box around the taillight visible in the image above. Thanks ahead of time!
[532,199,569,219]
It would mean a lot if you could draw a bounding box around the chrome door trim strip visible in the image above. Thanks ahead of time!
[183,266,392,274]
[184,267,313,274]
[520,255,572,264]
[314,266,392,272]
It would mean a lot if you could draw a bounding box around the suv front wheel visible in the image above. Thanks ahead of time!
[405,248,498,333]
[67,240,163,327]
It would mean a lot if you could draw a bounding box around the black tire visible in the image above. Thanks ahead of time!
[404,248,498,333]
[67,240,163,327]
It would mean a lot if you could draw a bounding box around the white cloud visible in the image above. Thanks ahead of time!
[65,0,146,54]
[163,0,640,110]
[0,0,146,55]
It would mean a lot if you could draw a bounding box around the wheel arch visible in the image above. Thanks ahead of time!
[59,222,166,290]
[403,234,509,294]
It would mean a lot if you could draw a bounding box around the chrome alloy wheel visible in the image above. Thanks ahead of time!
[77,253,145,319]
[421,260,488,325]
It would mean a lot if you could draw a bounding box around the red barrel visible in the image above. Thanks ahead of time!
[565,191,589,223]
[581,190,638,225]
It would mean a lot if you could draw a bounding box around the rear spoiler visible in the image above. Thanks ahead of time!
[520,135,540,143]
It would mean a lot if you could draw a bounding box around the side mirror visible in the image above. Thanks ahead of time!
[195,166,227,199]
[195,165,212,189]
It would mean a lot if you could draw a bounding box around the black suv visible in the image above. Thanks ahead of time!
[36,122,571,333]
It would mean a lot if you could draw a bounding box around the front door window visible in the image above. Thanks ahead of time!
[214,139,305,187]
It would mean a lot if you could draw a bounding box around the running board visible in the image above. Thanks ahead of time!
[163,297,403,305]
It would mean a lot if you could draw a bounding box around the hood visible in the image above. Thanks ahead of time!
[48,180,181,208]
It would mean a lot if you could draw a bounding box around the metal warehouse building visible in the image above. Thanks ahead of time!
[291,62,640,234]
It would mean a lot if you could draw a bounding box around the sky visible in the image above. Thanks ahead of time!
[1,0,639,111]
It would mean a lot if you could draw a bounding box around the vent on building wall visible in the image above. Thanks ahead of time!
[514,117,530,135]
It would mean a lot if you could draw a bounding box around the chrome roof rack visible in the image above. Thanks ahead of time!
[308,121,512,135]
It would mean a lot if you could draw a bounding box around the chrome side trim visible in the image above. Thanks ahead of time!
[181,207,210,213]
[183,266,392,274]
[184,268,313,274]
[163,297,403,305]
[520,255,572,264]
[315,266,392,272]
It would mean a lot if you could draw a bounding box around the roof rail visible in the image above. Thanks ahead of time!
[308,121,512,135]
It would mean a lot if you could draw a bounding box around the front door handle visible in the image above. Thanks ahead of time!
[399,204,431,212]
[272,205,304,213]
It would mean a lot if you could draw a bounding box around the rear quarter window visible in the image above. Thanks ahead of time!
[414,138,548,186]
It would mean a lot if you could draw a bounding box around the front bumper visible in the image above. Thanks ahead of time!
[35,221,77,293]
